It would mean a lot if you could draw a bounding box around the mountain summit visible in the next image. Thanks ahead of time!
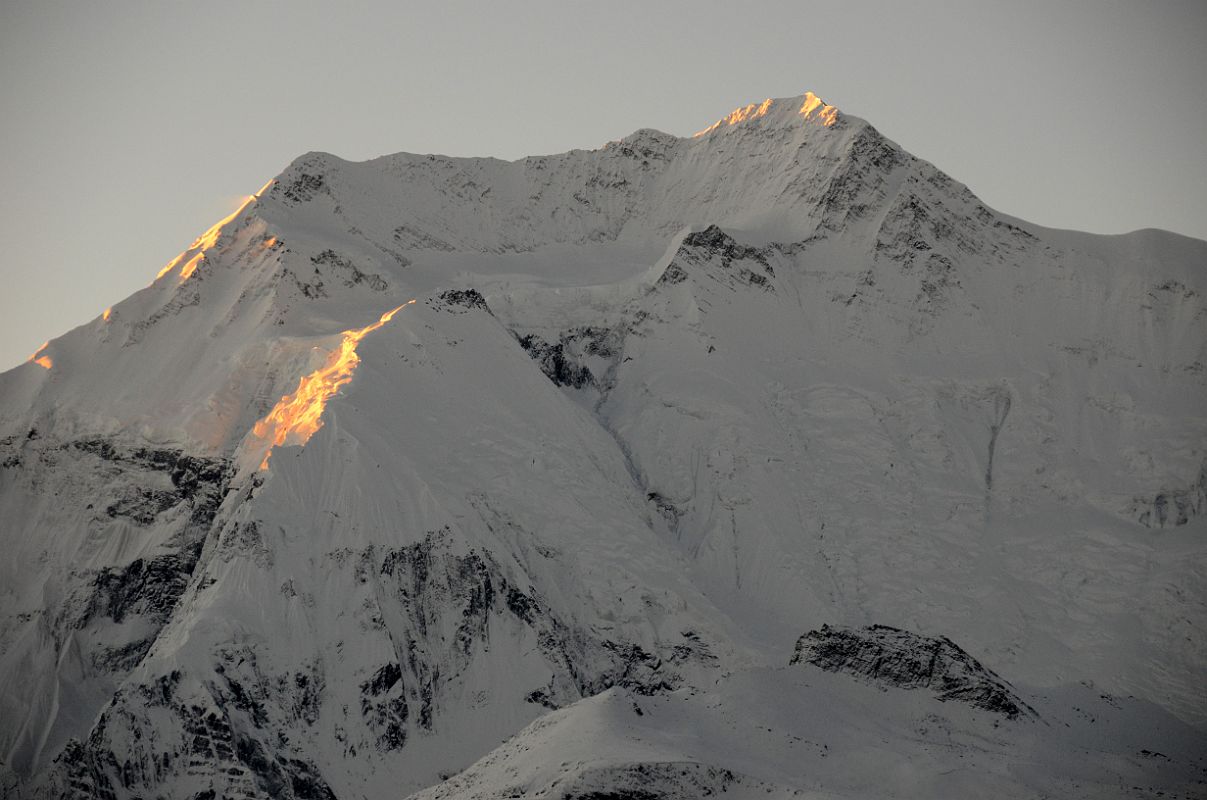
[691,91,840,136]
[1,92,1204,799]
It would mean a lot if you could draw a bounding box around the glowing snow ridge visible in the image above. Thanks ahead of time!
[27,341,52,370]
[799,91,838,126]
[693,92,838,137]
[153,179,276,284]
[250,301,415,470]
[693,97,774,137]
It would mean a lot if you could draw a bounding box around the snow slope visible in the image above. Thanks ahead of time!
[0,92,1204,799]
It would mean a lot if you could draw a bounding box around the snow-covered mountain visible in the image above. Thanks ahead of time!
[1,91,1204,799]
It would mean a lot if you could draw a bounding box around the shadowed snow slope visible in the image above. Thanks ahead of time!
[1,92,1204,799]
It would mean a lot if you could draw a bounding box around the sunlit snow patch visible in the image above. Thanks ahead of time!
[248,301,415,470]
[27,341,52,369]
[692,90,838,138]
[152,179,276,284]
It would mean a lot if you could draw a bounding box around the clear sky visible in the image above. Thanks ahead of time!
[2,0,1204,370]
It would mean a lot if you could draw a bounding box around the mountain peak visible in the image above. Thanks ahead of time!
[692,90,840,137]
[2,84,1204,800]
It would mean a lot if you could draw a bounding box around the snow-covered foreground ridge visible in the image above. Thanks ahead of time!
[1,91,1205,799]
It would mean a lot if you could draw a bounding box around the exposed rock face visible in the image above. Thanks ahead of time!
[661,226,776,292]
[1133,460,1206,528]
[514,333,594,389]
[791,624,1036,719]
[436,288,490,312]
[41,522,700,800]
[513,327,618,391]
[0,432,232,789]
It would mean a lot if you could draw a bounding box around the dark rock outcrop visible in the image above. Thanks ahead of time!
[1133,460,1206,528]
[513,327,619,390]
[663,225,775,291]
[791,624,1036,719]
[437,288,490,313]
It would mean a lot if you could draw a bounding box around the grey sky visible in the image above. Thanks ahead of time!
[2,0,1205,370]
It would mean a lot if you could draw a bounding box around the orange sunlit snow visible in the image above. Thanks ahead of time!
[155,253,185,281]
[251,300,415,469]
[178,253,206,281]
[694,98,774,137]
[799,91,838,126]
[28,342,52,370]
[693,93,838,138]
[172,194,257,283]
[188,194,257,254]
[152,180,275,285]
